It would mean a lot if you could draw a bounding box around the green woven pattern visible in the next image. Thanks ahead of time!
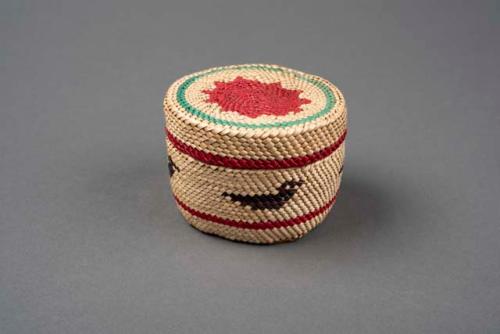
[176,65,336,129]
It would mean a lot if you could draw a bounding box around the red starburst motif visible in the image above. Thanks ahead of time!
[202,76,311,118]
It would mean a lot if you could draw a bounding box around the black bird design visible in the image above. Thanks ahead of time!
[168,156,179,177]
[222,180,304,210]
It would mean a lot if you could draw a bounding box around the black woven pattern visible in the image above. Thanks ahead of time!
[222,180,303,210]
[168,156,179,177]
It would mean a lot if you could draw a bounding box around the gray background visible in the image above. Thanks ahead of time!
[1,0,499,333]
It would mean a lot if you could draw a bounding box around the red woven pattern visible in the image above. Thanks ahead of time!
[174,193,337,230]
[202,76,311,118]
[166,129,347,170]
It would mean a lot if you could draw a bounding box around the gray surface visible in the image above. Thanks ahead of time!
[1,0,499,333]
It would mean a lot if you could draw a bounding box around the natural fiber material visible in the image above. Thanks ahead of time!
[164,64,347,243]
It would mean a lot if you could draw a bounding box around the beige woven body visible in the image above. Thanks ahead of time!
[164,64,347,243]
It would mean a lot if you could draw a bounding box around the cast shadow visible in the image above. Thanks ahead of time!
[297,163,426,250]
[83,155,426,251]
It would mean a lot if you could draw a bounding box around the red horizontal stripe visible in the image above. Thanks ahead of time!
[174,194,337,230]
[165,128,347,170]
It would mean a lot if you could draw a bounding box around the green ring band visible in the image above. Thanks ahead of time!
[176,65,336,129]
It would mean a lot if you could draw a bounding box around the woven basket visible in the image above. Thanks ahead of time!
[163,64,347,244]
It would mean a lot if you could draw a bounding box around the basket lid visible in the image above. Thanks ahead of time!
[164,64,347,169]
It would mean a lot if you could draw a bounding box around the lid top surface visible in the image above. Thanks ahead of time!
[165,64,344,134]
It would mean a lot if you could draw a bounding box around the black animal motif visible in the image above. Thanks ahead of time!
[168,156,179,177]
[222,180,303,210]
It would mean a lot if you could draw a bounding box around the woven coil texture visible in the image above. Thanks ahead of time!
[164,64,347,244]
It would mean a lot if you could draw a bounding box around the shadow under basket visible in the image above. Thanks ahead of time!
[164,64,347,244]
